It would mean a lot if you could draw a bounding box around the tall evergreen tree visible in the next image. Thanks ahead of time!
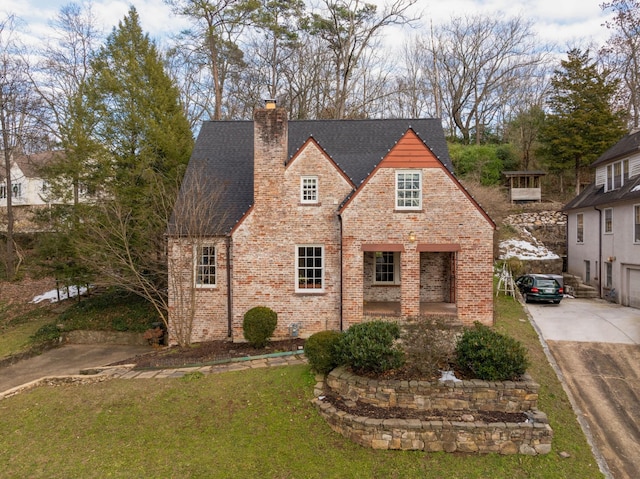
[538,49,626,194]
[74,7,193,323]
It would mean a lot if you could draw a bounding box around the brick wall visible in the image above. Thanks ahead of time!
[167,237,230,344]
[341,165,494,327]
[231,112,353,340]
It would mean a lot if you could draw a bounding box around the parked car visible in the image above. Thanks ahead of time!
[515,274,563,304]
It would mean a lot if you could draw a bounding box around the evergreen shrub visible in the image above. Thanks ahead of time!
[455,322,529,380]
[335,320,405,374]
[243,306,278,348]
[305,330,342,374]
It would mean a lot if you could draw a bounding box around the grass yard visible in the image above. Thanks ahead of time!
[0,294,603,478]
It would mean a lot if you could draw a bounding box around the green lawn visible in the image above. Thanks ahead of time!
[0,294,603,478]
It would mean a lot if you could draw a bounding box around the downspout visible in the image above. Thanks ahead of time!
[338,213,344,332]
[226,236,232,338]
[594,206,602,298]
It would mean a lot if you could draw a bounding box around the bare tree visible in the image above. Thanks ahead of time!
[308,0,419,119]
[601,0,640,127]
[165,0,260,120]
[424,14,547,144]
[167,168,228,346]
[0,15,43,279]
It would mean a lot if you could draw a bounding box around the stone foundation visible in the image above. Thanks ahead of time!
[313,367,553,455]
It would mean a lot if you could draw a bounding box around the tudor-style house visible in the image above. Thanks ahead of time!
[167,104,495,344]
[563,129,640,308]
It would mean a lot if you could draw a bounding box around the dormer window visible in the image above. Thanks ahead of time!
[606,159,629,191]
[300,176,318,204]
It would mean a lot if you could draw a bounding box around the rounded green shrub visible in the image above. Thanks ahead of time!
[335,320,405,374]
[243,306,278,348]
[305,330,343,374]
[455,322,529,380]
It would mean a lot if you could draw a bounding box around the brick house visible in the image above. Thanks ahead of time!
[167,105,495,344]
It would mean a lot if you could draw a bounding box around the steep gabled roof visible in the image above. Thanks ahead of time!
[10,151,62,178]
[591,129,640,167]
[170,118,453,236]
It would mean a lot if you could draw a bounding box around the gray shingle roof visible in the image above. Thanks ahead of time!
[564,129,640,211]
[170,118,452,236]
[591,128,640,167]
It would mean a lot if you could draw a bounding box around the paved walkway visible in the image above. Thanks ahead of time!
[0,351,307,400]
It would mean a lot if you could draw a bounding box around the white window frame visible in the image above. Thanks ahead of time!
[604,208,613,234]
[0,183,6,199]
[396,170,422,210]
[194,244,217,288]
[300,176,318,204]
[606,159,630,192]
[373,251,400,285]
[576,213,584,244]
[605,262,613,289]
[296,245,324,292]
[635,204,640,244]
[12,183,22,199]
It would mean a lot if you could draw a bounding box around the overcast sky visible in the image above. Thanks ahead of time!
[2,0,614,54]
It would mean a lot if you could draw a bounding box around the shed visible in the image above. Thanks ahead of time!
[503,170,546,203]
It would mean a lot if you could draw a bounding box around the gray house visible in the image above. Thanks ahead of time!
[563,129,640,308]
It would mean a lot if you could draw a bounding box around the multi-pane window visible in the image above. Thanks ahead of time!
[605,262,613,289]
[576,213,584,243]
[296,245,323,291]
[0,184,5,199]
[195,245,216,287]
[635,205,640,243]
[396,171,422,209]
[606,159,630,191]
[604,208,613,234]
[374,252,399,284]
[1,183,22,199]
[300,176,318,204]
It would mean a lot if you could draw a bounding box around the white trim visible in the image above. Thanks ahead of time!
[634,204,640,244]
[576,213,584,244]
[300,176,318,204]
[194,244,217,288]
[604,208,613,234]
[295,244,324,293]
[395,170,422,210]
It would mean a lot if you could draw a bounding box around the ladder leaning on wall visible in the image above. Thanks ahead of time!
[496,263,516,297]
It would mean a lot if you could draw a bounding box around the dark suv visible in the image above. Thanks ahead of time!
[515,274,563,304]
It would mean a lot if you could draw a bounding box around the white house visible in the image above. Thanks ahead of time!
[0,151,62,208]
[563,129,640,308]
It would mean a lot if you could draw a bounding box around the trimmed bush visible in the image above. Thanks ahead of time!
[243,306,278,348]
[305,330,343,374]
[455,322,529,380]
[335,320,405,374]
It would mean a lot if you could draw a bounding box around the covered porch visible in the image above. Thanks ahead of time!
[361,247,458,319]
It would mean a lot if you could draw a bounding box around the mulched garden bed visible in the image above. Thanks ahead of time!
[111,338,306,369]
[320,391,529,423]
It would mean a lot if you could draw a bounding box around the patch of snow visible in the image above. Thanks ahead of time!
[633,184,640,192]
[31,285,89,304]
[439,370,462,383]
[499,238,560,260]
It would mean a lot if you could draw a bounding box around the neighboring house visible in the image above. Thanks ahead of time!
[0,152,59,208]
[167,104,495,344]
[0,151,70,232]
[563,129,640,308]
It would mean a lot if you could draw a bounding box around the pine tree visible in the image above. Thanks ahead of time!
[73,7,193,323]
[538,49,626,194]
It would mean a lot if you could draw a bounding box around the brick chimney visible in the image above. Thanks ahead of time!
[253,104,288,209]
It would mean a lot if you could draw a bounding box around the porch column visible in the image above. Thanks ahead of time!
[401,247,420,317]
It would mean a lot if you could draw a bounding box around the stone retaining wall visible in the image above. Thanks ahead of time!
[326,367,539,412]
[315,367,553,455]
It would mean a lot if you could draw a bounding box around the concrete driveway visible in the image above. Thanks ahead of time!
[526,297,640,479]
[0,344,151,394]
